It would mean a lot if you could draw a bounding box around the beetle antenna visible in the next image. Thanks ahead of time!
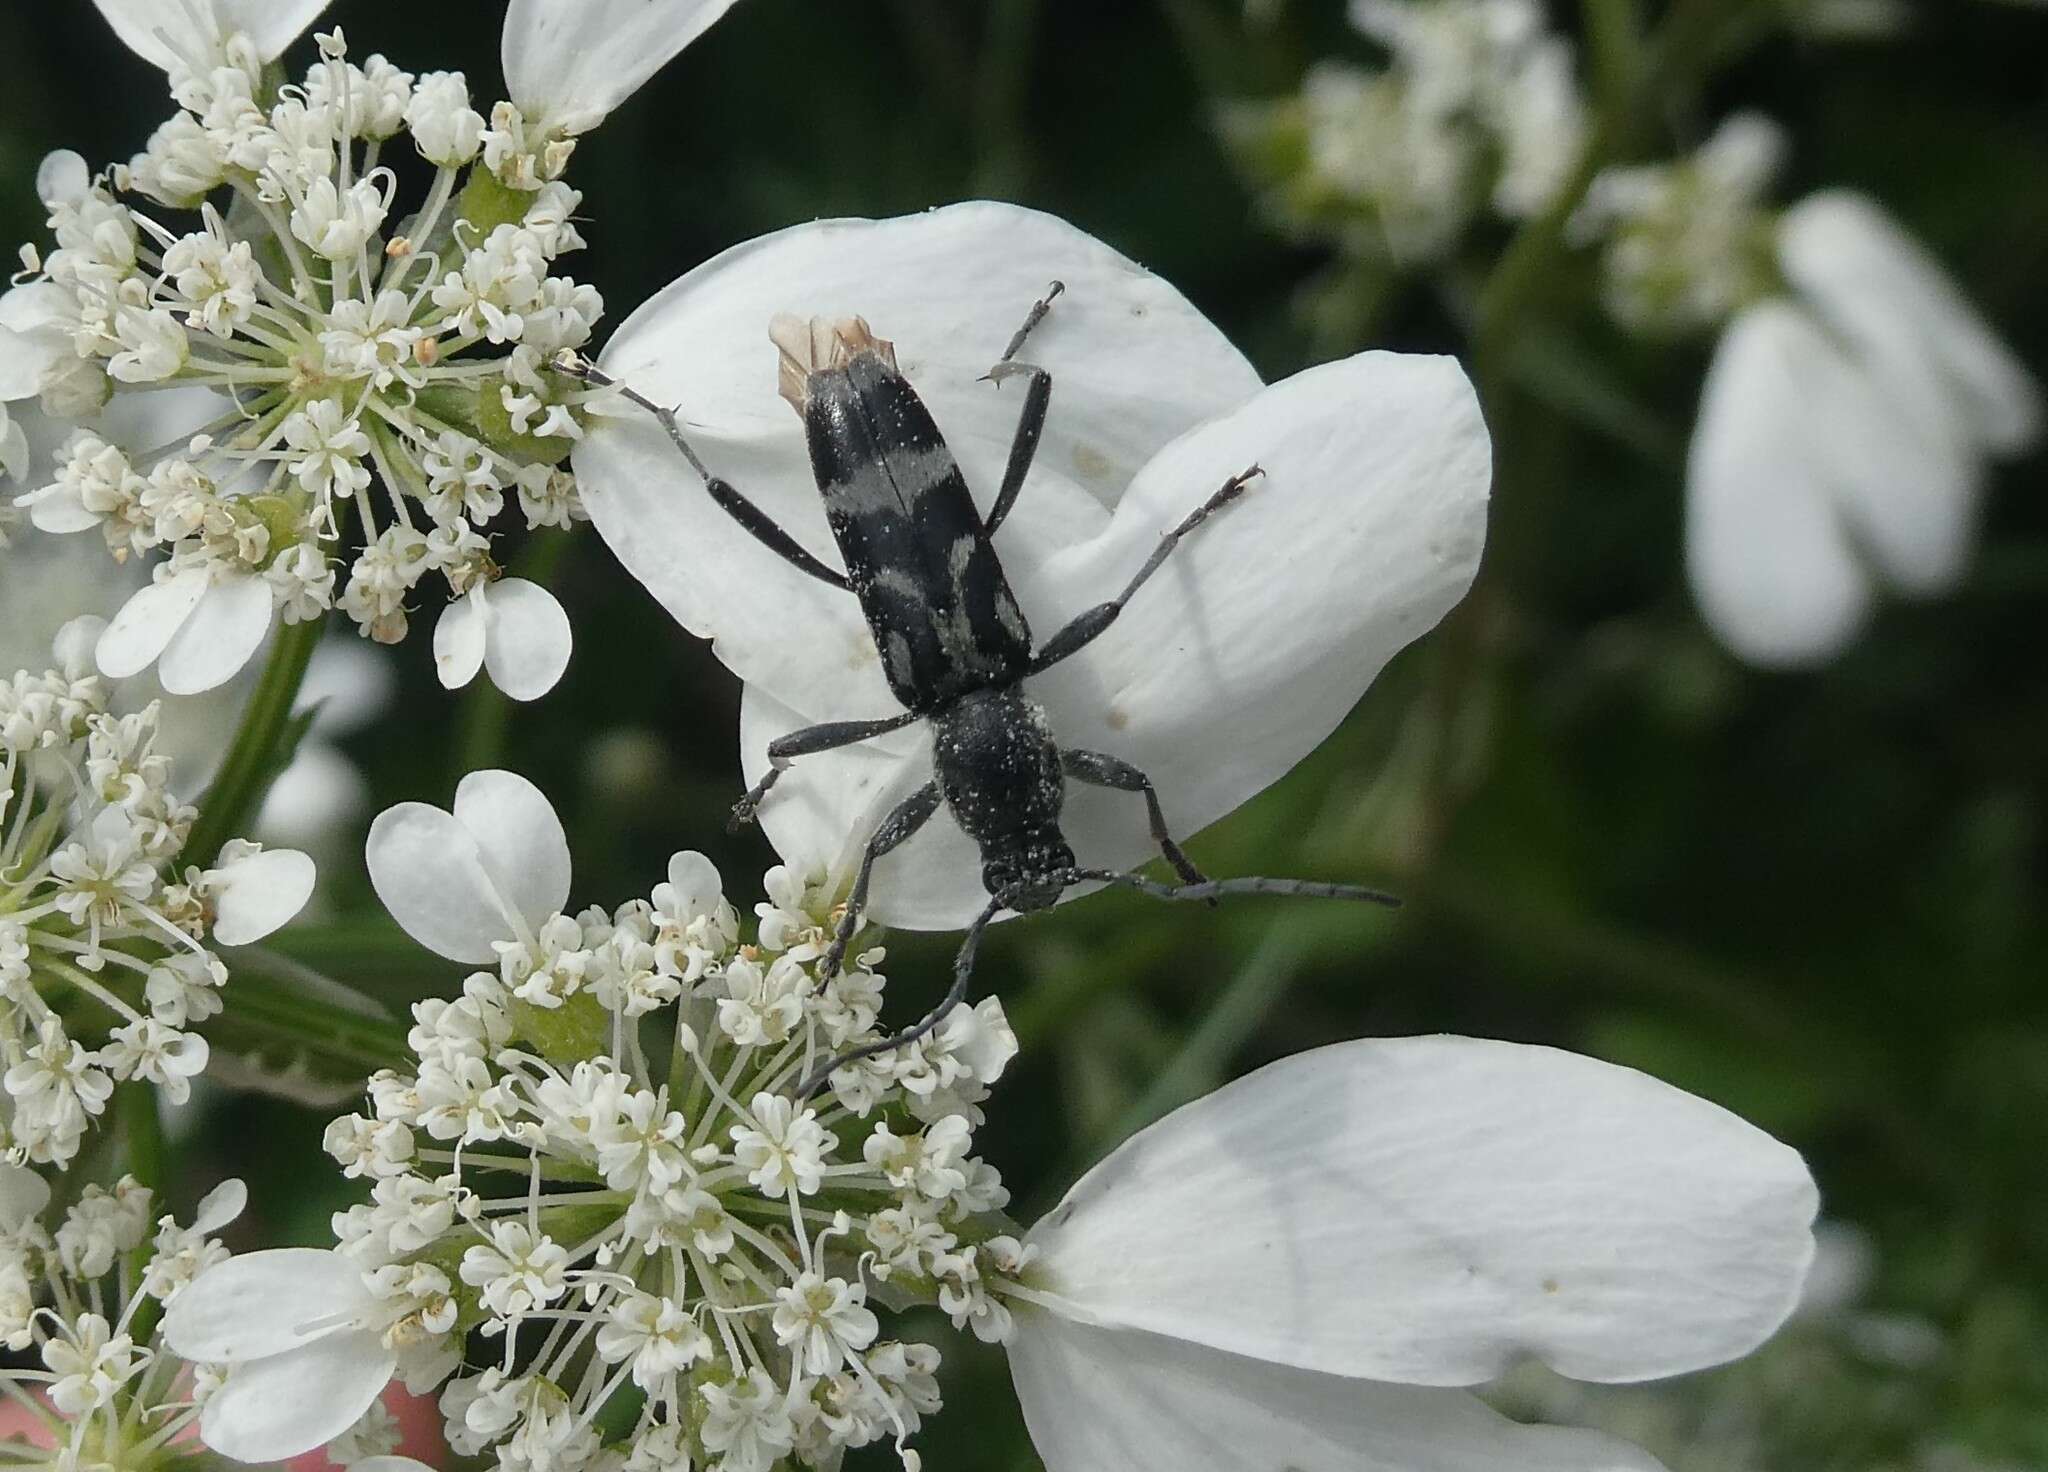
[792,888,1014,1100]
[1068,867,1402,908]
[550,351,717,482]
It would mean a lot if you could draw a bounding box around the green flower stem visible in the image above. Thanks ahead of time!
[116,1080,166,1343]
[181,615,324,871]
[1474,0,1775,367]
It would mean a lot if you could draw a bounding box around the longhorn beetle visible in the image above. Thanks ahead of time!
[564,286,1395,1096]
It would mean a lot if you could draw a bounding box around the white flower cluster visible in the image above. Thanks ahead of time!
[6,25,595,699]
[0,619,313,1168]
[1227,0,1585,267]
[0,1163,247,1469]
[311,817,1021,1471]
[1570,112,1788,336]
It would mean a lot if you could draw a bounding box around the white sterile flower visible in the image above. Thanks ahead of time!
[95,561,275,696]
[431,577,574,701]
[998,1036,1819,1471]
[161,1245,450,1463]
[0,623,314,1165]
[574,202,1491,929]
[3,10,678,697]
[313,776,1020,1470]
[366,768,571,964]
[1686,192,2043,668]
[2,1166,252,1462]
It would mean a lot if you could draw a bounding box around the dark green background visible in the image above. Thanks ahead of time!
[3,1,2043,1466]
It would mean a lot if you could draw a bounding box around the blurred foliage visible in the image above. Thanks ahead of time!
[3,0,2046,1467]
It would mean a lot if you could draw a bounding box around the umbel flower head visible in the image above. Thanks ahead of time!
[169,770,1019,1468]
[573,201,1492,930]
[0,618,314,1168]
[3,0,744,699]
[1224,0,1587,269]
[169,773,1821,1472]
[0,1160,251,1468]
[1573,113,2044,668]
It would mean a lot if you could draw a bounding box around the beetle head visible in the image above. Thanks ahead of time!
[983,831,1076,914]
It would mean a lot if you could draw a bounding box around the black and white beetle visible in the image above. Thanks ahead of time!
[564,287,1394,1094]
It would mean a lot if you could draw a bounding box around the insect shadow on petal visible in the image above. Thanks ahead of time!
[557,287,1397,1097]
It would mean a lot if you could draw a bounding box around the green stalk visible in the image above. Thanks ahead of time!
[182,616,324,870]
[116,1081,166,1344]
[1474,0,1776,365]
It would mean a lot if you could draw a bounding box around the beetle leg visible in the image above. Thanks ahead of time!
[555,356,851,592]
[1060,748,1208,888]
[980,281,1063,537]
[817,780,943,983]
[797,887,1008,1100]
[1028,463,1263,673]
[729,710,924,830]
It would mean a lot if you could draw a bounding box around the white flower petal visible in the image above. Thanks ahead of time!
[665,849,724,913]
[22,484,104,534]
[198,1328,393,1463]
[503,0,742,135]
[191,1178,248,1235]
[218,0,335,62]
[1027,1035,1818,1387]
[451,768,573,932]
[162,1247,377,1363]
[91,0,331,72]
[365,803,518,965]
[35,150,90,209]
[256,742,369,850]
[158,572,274,694]
[296,639,396,738]
[52,617,107,677]
[576,202,1261,732]
[432,587,489,692]
[1780,191,2042,458]
[0,1162,50,1234]
[480,577,572,701]
[1011,1312,1666,1472]
[0,284,81,400]
[95,566,209,679]
[1686,305,1875,667]
[210,847,316,946]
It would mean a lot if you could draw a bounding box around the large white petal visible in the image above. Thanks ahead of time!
[198,1328,393,1463]
[0,284,83,399]
[20,482,103,533]
[157,572,273,694]
[209,847,316,945]
[451,769,573,932]
[1686,305,1874,668]
[431,588,488,692]
[480,577,573,701]
[1011,1311,1666,1472]
[503,0,742,135]
[365,802,519,964]
[0,1162,49,1233]
[91,0,331,73]
[1026,1035,1818,1387]
[746,351,1490,929]
[162,1247,376,1363]
[94,567,209,679]
[576,203,1261,731]
[1780,191,2042,459]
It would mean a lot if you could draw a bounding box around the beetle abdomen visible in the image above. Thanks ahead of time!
[787,328,1034,711]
